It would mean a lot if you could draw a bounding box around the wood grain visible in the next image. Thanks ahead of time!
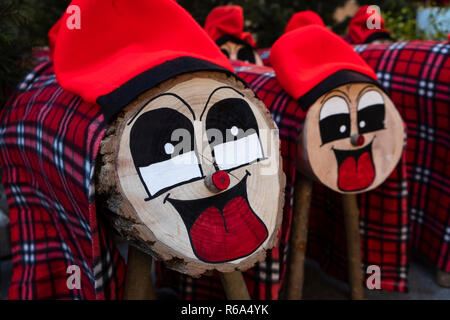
[285,175,313,300]
[96,71,285,277]
[298,83,405,194]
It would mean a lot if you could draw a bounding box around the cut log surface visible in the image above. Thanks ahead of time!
[96,71,285,277]
[297,83,405,194]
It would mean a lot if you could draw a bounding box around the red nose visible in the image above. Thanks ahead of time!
[211,170,230,191]
[351,134,365,146]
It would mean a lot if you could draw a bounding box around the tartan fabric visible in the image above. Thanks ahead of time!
[354,41,450,273]
[257,48,271,67]
[2,40,446,300]
[155,61,410,298]
[0,58,126,299]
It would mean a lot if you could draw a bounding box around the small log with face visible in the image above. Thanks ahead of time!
[96,72,284,276]
[298,83,405,193]
[218,38,263,66]
[204,5,264,66]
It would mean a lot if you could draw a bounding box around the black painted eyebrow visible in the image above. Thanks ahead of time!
[320,89,352,105]
[127,92,196,126]
[199,86,245,120]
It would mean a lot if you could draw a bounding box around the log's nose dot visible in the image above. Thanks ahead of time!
[351,134,365,146]
[205,170,230,192]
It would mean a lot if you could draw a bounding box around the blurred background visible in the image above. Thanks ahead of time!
[1,0,449,107]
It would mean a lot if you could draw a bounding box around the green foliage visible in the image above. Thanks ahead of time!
[1,0,447,107]
[180,0,449,46]
[381,1,449,41]
[383,5,419,41]
[178,0,348,48]
[0,0,68,106]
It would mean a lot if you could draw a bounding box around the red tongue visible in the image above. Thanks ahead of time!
[189,197,268,262]
[337,152,375,191]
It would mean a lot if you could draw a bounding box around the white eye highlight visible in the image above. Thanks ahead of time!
[164,142,175,155]
[138,151,201,196]
[213,132,263,170]
[358,90,384,111]
[319,96,350,120]
[230,126,239,136]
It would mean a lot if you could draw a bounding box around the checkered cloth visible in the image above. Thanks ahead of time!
[0,59,125,299]
[2,40,447,300]
[258,40,449,274]
[155,59,410,298]
[257,48,271,67]
[354,41,450,273]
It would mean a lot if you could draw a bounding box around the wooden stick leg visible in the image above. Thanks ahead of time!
[124,246,157,300]
[219,271,250,300]
[286,175,313,300]
[436,270,450,288]
[342,194,364,300]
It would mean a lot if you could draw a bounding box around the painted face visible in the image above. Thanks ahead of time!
[116,73,283,269]
[299,83,405,193]
[219,41,263,66]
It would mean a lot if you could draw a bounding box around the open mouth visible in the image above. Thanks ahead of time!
[332,140,375,192]
[166,171,268,263]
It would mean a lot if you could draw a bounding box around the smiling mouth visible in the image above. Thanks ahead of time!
[166,171,268,263]
[332,140,375,192]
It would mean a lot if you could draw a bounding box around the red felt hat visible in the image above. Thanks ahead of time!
[204,5,256,48]
[270,25,380,111]
[348,5,391,44]
[284,11,325,33]
[52,0,235,122]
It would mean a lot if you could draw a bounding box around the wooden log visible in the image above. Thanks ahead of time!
[219,271,250,300]
[124,246,156,300]
[436,270,450,288]
[219,41,263,66]
[95,71,285,282]
[285,175,313,300]
[342,194,364,300]
[297,83,405,194]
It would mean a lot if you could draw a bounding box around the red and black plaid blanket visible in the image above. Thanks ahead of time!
[0,60,125,299]
[354,41,450,273]
[1,40,448,300]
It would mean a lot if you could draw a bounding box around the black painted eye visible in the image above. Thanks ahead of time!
[357,90,385,134]
[206,98,263,170]
[130,108,201,198]
[221,49,230,58]
[319,96,351,145]
[237,46,256,64]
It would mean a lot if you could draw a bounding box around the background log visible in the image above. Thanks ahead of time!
[219,271,250,300]
[124,246,156,300]
[342,194,364,300]
[285,175,313,300]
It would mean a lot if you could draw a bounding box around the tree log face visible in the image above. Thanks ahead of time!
[297,83,405,194]
[96,72,285,277]
[219,41,263,66]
